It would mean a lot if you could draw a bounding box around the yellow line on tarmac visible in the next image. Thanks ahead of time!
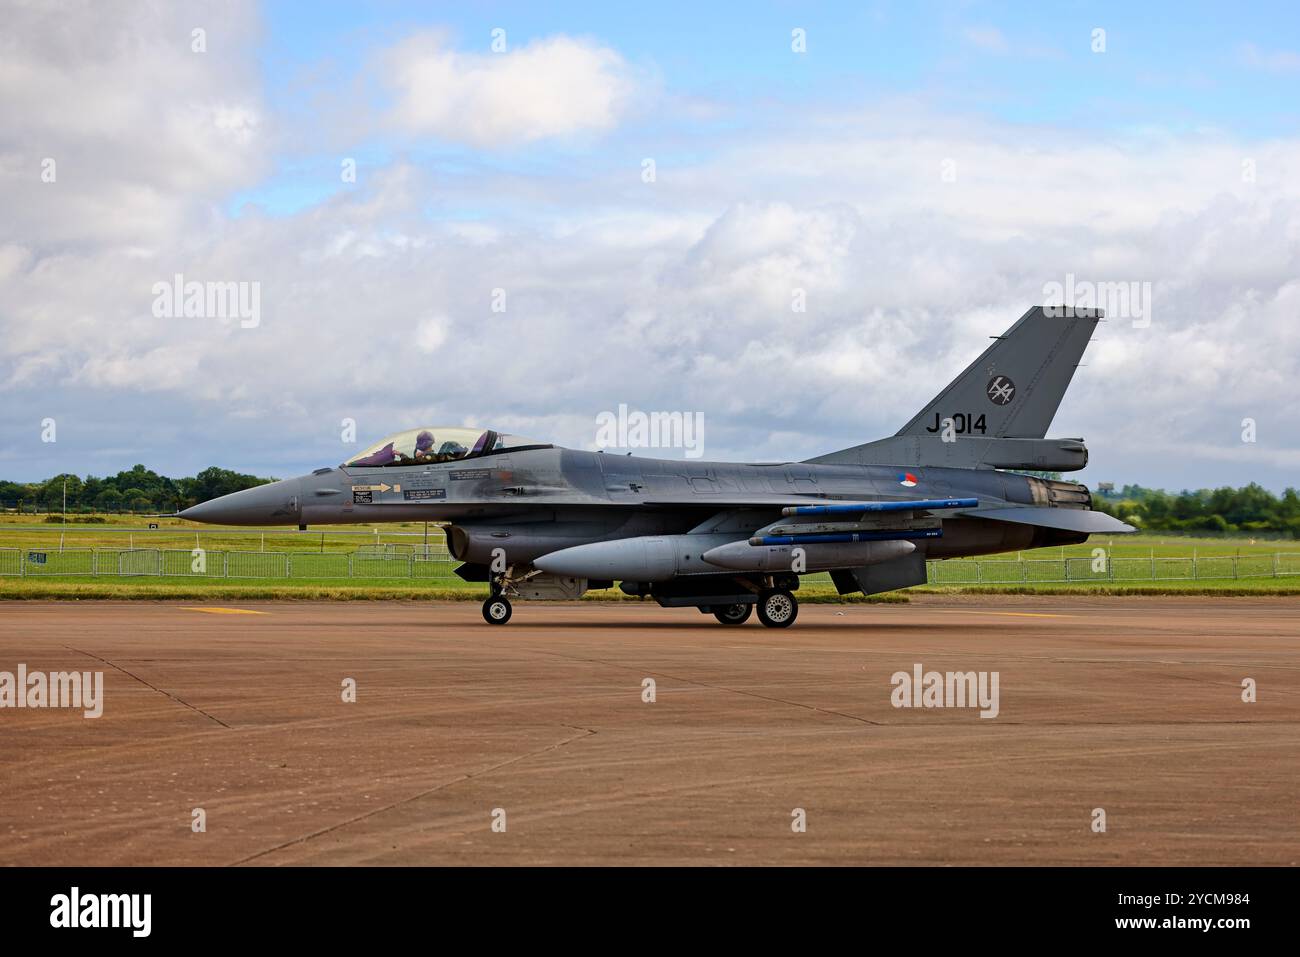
[180,607,269,616]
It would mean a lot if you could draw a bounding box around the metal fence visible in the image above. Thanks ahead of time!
[925,553,1300,584]
[0,547,459,580]
[2,546,1299,583]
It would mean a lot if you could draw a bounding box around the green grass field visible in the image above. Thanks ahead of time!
[1,574,1295,600]
[1,513,1297,599]
[0,512,440,553]
[4,512,1294,557]
[0,576,915,602]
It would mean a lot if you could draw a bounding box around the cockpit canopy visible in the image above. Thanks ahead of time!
[343,427,550,468]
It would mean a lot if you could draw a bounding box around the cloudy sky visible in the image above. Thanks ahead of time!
[2,0,1298,490]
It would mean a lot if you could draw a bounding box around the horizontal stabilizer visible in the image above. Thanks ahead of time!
[958,507,1135,534]
[783,497,978,516]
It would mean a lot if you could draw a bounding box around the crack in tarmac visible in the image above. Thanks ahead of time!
[230,725,596,866]
[67,645,232,729]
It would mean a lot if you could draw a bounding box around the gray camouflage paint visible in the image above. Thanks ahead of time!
[179,306,1134,602]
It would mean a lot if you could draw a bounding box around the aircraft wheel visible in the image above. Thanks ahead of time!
[482,596,513,625]
[712,603,753,625]
[756,589,798,628]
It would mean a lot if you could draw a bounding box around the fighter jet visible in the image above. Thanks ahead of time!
[180,306,1133,626]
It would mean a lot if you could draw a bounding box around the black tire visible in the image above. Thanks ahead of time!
[482,596,513,625]
[712,603,753,625]
[756,589,798,628]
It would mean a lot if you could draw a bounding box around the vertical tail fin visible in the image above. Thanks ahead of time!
[895,306,1100,439]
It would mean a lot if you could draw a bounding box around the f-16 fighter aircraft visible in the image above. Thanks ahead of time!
[180,306,1133,627]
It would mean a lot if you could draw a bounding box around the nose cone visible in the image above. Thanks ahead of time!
[179,477,303,526]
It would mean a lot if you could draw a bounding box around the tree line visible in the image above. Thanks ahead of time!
[0,466,273,515]
[1093,483,1300,537]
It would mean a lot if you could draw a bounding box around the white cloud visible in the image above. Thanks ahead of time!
[415,316,448,354]
[1238,42,1300,74]
[0,0,266,246]
[1,8,1298,493]
[964,27,1009,53]
[381,33,636,147]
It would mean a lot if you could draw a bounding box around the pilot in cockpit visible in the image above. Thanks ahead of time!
[346,427,543,469]
[412,430,438,463]
[409,430,470,463]
[433,439,469,461]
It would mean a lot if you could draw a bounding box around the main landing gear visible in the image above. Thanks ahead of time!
[478,570,801,627]
[712,603,753,625]
[755,588,798,628]
[710,587,799,628]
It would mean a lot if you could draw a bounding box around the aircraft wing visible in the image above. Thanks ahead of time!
[956,506,1136,534]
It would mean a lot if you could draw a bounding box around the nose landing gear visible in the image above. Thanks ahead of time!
[482,594,513,624]
[483,573,516,625]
